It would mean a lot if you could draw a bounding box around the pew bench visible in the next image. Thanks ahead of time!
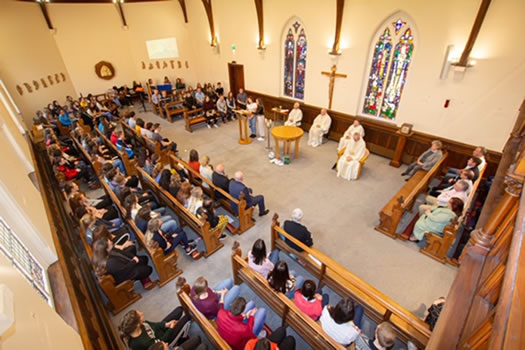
[184,108,205,132]
[136,167,224,257]
[177,281,233,349]
[270,214,431,349]
[99,177,182,287]
[164,100,185,122]
[420,164,487,264]
[94,128,137,176]
[376,152,448,238]
[169,154,255,234]
[231,245,346,349]
[120,120,166,161]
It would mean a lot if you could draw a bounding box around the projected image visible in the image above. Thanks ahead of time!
[146,38,179,60]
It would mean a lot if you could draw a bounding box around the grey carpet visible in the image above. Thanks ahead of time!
[109,106,457,339]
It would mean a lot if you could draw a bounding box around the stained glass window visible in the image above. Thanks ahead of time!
[0,217,51,305]
[283,21,307,99]
[363,19,414,120]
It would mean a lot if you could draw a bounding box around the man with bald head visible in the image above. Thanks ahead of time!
[307,108,332,147]
[284,102,303,126]
[283,208,313,252]
[212,163,230,199]
[228,171,269,217]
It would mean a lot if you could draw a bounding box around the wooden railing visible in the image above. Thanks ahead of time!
[271,215,431,348]
[27,135,122,349]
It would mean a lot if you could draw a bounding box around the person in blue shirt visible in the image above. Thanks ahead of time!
[58,109,73,126]
[194,87,205,106]
[228,171,269,217]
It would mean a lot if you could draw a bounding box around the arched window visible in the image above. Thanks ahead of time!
[362,18,415,120]
[282,20,307,100]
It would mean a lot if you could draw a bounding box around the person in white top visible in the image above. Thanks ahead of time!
[307,108,332,147]
[186,187,204,215]
[473,146,487,171]
[338,120,365,152]
[199,155,213,189]
[336,133,367,180]
[246,97,258,138]
[418,180,470,215]
[284,102,303,126]
[320,298,362,346]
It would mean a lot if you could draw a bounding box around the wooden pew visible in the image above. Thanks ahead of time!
[176,280,233,350]
[184,108,205,132]
[98,174,182,287]
[164,100,186,122]
[94,127,137,176]
[169,154,255,234]
[376,152,448,238]
[120,120,164,160]
[420,164,487,264]
[136,167,224,257]
[271,214,431,349]
[231,245,345,349]
[57,120,72,137]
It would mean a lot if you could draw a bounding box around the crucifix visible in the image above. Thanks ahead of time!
[321,65,347,109]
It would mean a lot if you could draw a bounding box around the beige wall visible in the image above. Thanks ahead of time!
[185,0,525,151]
[0,254,82,350]
[0,2,77,129]
[49,1,199,95]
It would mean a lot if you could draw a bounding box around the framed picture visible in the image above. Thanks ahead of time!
[400,123,413,135]
[95,61,115,80]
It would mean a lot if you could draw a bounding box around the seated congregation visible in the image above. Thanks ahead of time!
[32,75,489,349]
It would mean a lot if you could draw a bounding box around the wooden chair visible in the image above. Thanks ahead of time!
[57,120,72,137]
[169,154,255,234]
[420,164,487,263]
[176,280,232,349]
[376,152,448,238]
[231,245,346,349]
[97,273,142,315]
[136,168,224,257]
[184,108,205,132]
[271,214,431,348]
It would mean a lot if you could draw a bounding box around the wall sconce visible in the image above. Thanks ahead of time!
[441,44,478,79]
[257,39,266,51]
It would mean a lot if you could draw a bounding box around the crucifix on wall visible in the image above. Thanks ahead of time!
[321,65,347,109]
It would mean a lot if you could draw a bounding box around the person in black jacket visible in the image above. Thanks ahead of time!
[92,238,154,289]
[212,163,230,199]
[283,208,313,252]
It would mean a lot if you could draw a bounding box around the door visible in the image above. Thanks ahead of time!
[228,63,245,95]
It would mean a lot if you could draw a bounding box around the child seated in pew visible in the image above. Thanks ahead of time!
[244,327,296,350]
[176,182,193,206]
[116,130,134,159]
[196,199,228,240]
[92,238,155,289]
[267,261,304,299]
[217,296,267,350]
[190,276,240,319]
[90,224,132,251]
[158,169,182,198]
[145,217,197,256]
[354,321,396,350]
[188,149,201,174]
[119,306,191,350]
[320,298,364,346]
[294,279,329,321]
[152,123,178,153]
[78,210,124,245]
[69,192,119,221]
[248,239,279,279]
[186,186,204,215]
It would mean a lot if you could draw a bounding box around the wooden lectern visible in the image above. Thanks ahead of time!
[235,109,252,145]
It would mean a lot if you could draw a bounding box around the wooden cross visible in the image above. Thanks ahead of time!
[321,65,347,109]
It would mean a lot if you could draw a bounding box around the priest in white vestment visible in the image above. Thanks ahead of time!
[336,133,367,180]
[337,120,365,152]
[307,108,332,147]
[284,102,303,126]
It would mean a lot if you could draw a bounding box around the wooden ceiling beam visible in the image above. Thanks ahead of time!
[456,0,492,67]
[37,1,54,30]
[201,0,217,47]
[330,0,345,55]
[114,1,128,27]
[254,0,264,49]
[18,0,168,3]
[178,0,188,23]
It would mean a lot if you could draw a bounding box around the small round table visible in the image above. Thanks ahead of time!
[271,126,304,161]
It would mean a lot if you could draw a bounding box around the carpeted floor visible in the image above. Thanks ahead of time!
[110,106,457,334]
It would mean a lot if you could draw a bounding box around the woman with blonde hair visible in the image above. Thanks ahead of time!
[186,186,204,215]
[199,155,213,189]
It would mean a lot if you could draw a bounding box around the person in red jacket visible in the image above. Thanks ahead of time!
[217,296,267,350]
[244,327,296,350]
